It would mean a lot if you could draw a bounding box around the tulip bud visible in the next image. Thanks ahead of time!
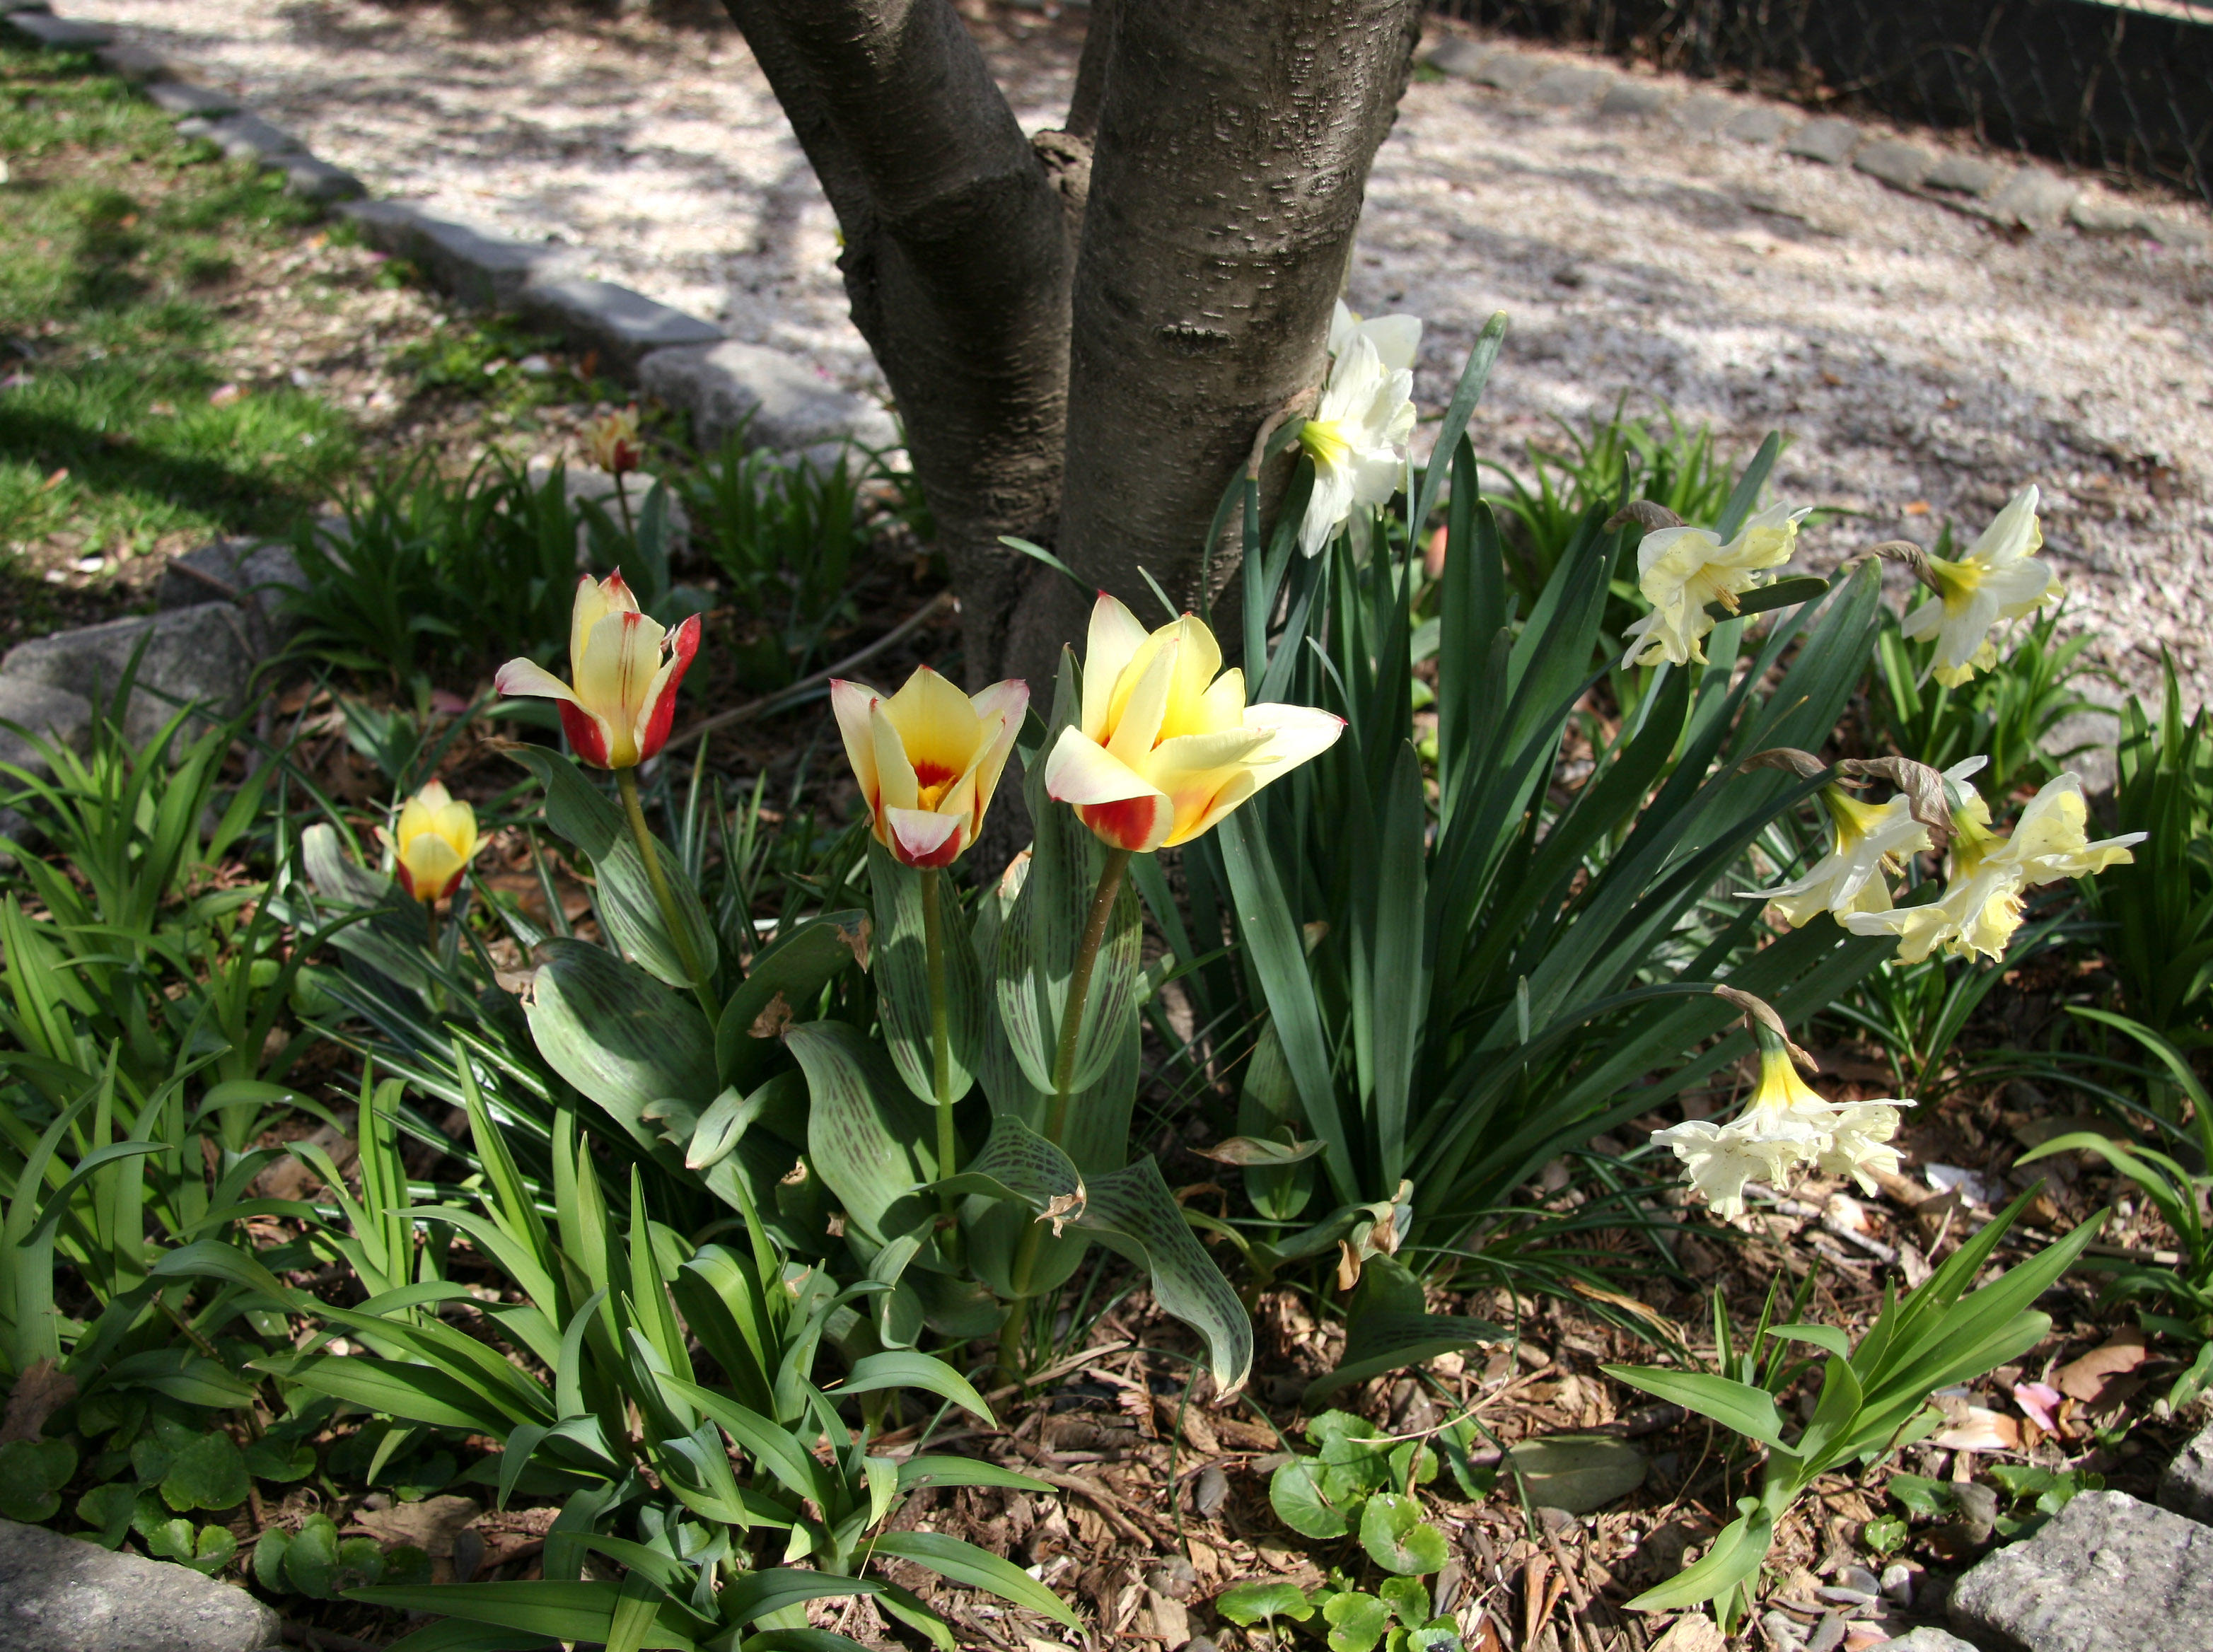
[584,406,643,477]
[382,779,479,904]
[494,573,700,769]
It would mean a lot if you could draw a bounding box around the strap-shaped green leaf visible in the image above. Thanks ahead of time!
[835,1351,995,1424]
[656,1376,836,1511]
[523,939,718,1147]
[350,1581,697,1648]
[895,1456,1050,1494]
[1625,1497,1773,1613]
[250,1353,510,1434]
[1601,1366,1791,1453]
[867,839,984,1108]
[719,1570,883,1624]
[1306,1255,1503,1404]
[872,1531,1080,1629]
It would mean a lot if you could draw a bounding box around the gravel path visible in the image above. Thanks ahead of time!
[62,0,2213,704]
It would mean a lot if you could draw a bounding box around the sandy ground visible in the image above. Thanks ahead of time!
[58,0,2213,704]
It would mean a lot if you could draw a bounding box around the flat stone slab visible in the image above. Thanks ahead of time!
[143,81,238,118]
[1,603,257,750]
[95,40,180,80]
[175,113,304,163]
[2141,214,2211,250]
[1597,79,1674,120]
[1525,67,1613,107]
[336,199,579,309]
[1723,105,1795,145]
[1785,117,1861,165]
[0,677,93,785]
[0,1518,281,1652]
[4,11,111,46]
[1925,152,2004,196]
[1987,165,2079,231]
[639,339,897,456]
[2157,1419,2213,1523]
[516,275,722,376]
[1474,54,1545,93]
[1425,37,1490,78]
[1675,94,1738,136]
[273,155,364,202]
[1949,1489,2213,1652]
[1855,139,1936,190]
[158,537,306,651]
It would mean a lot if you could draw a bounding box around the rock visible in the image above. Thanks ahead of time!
[515,275,722,378]
[1785,117,1862,165]
[95,40,181,80]
[158,537,307,651]
[274,156,364,203]
[2066,197,2142,237]
[1854,139,1936,190]
[174,113,304,163]
[0,604,257,750]
[1724,105,1796,146]
[2139,214,2211,250]
[6,10,110,46]
[1987,166,2080,231]
[336,199,580,310]
[142,81,237,118]
[1525,67,1613,107]
[639,340,897,456]
[0,677,94,784]
[1597,79,1675,120]
[0,1517,281,1652]
[1948,1489,2213,1652]
[1473,54,1545,94]
[1924,152,2004,196]
[2156,1418,2213,1523]
[1675,94,1738,136]
[1878,1632,1977,1651]
[1425,37,1491,78]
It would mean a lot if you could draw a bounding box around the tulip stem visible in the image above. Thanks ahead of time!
[919,867,960,1254]
[615,765,716,1019]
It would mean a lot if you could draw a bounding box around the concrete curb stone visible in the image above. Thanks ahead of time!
[175,112,306,163]
[143,79,238,117]
[336,199,581,309]
[274,154,364,202]
[1526,66,1612,107]
[1987,165,2080,231]
[0,678,94,784]
[158,537,308,653]
[1424,37,1491,78]
[0,603,257,750]
[1475,54,1545,93]
[1784,116,1861,163]
[4,8,108,45]
[1675,93,1737,136]
[516,274,724,375]
[92,39,178,79]
[1924,152,2004,196]
[1722,105,1795,146]
[1596,79,1675,120]
[1854,139,1937,190]
[639,339,898,455]
[1948,1489,2213,1652]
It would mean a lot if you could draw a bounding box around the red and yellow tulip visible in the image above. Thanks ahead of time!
[1042,594,1342,854]
[831,666,1028,868]
[584,405,643,476]
[381,779,479,904]
[494,573,699,770]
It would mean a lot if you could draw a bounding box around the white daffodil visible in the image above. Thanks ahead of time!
[1650,1118,1811,1220]
[1620,501,1811,668]
[1990,772,2144,886]
[1900,486,2061,687]
[1298,331,1416,558]
[1750,757,1988,927]
[1328,298,1422,374]
[1818,1100,1911,1193]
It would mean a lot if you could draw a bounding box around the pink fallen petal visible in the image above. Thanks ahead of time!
[2013,1380,2062,1434]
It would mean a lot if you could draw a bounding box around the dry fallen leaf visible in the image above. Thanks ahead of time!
[352,1494,483,1557]
[1649,1617,1727,1652]
[1929,1405,2020,1452]
[2057,1329,2149,1403]
[0,1359,76,1445]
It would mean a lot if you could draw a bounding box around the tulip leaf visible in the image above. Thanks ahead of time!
[1627,1499,1773,1613]
[1305,1255,1505,1404]
[506,745,717,989]
[523,938,719,1147]
[715,911,870,1093]
[785,1019,937,1247]
[866,839,984,1110]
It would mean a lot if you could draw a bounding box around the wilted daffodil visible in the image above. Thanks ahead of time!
[831,666,1028,868]
[1900,486,2060,687]
[1044,593,1342,854]
[381,779,478,904]
[1620,501,1811,669]
[1749,756,1987,927]
[494,573,700,771]
[1843,771,2142,963]
[1298,327,1417,558]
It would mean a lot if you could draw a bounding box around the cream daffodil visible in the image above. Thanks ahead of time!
[1043,593,1343,854]
[1749,757,1987,926]
[1900,486,2060,687]
[1817,1101,1907,1193]
[1298,331,1417,558]
[831,666,1027,868]
[381,779,478,904]
[1328,298,1422,374]
[1649,1117,1815,1221]
[1620,501,1811,668]
[494,573,700,770]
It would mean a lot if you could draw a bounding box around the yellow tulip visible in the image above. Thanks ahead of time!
[382,779,479,904]
[831,666,1028,868]
[494,573,700,769]
[1043,593,1342,854]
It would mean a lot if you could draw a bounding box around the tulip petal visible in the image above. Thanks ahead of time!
[1082,593,1151,740]
[493,658,581,705]
[1044,726,1156,804]
[577,609,668,768]
[632,612,700,765]
[557,702,616,768]
[870,702,919,814]
[966,679,1029,841]
[1153,617,1223,743]
[401,832,466,903]
[881,665,982,791]
[885,807,963,869]
[1106,634,1178,767]
[830,680,882,813]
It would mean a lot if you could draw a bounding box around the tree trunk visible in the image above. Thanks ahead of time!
[716,0,1424,688]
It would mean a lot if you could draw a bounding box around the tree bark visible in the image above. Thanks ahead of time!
[1001,0,1425,685]
[715,0,1073,686]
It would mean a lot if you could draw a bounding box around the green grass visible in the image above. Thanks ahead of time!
[0,42,358,569]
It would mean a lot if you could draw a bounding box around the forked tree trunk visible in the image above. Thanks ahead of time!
[715,0,1424,686]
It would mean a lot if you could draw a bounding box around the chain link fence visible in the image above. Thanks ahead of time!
[1429,0,2213,206]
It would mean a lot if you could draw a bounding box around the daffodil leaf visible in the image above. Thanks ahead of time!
[1306,1255,1505,1404]
[866,838,984,1110]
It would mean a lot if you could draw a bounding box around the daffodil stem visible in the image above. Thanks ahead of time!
[1000,847,1133,1385]
[615,765,716,1020]
[919,866,960,1255]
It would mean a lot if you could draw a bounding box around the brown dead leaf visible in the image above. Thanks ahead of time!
[1649,1614,1727,1652]
[1929,1407,2019,1452]
[2057,1329,2149,1402]
[352,1494,482,1557]
[1,1359,76,1445]
[749,992,796,1040]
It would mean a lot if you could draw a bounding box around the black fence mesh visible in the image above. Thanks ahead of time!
[1428,0,2213,206]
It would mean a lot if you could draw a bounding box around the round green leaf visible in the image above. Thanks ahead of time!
[1377,1576,1429,1624]
[1269,1457,1352,1540]
[1360,1492,1448,1576]
[159,1432,251,1513]
[187,1525,238,1576]
[284,1513,341,1598]
[1215,1581,1316,1626]
[1323,1591,1393,1652]
[252,1528,291,1590]
[243,1438,316,1484]
[143,1518,197,1565]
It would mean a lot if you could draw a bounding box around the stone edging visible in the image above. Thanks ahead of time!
[0,0,898,799]
[1425,30,2212,251]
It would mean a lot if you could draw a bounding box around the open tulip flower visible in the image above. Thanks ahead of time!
[832,666,1028,868]
[382,779,479,904]
[1902,485,2059,687]
[494,573,699,770]
[1044,593,1343,854]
